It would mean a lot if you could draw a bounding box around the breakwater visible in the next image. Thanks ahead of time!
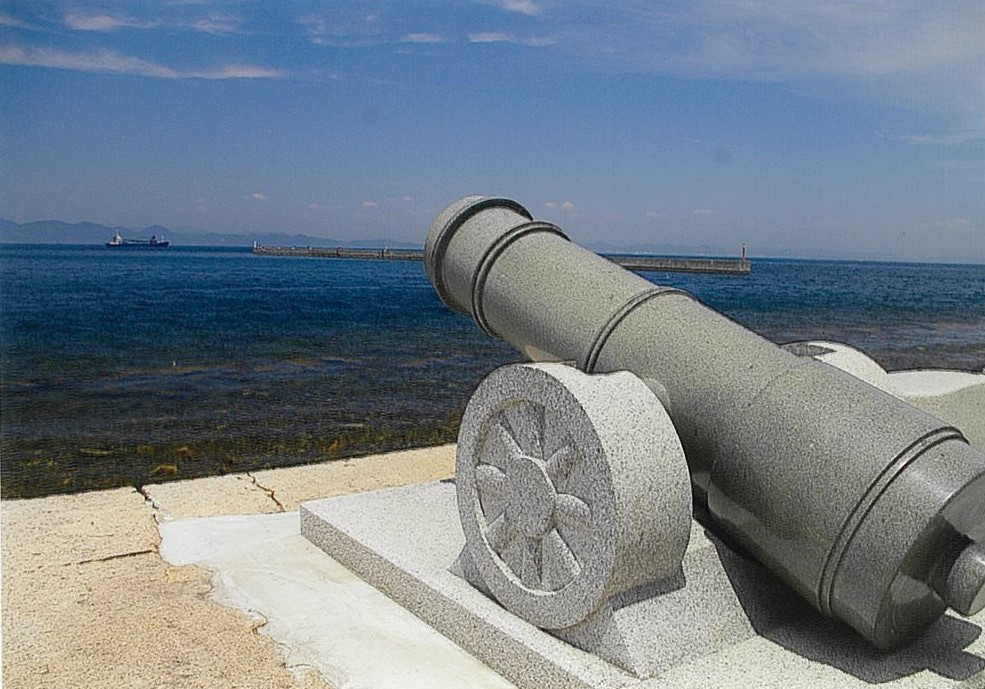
[604,255,751,275]
[253,245,424,261]
[252,244,751,275]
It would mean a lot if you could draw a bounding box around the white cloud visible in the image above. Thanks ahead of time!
[298,12,385,47]
[401,195,414,202]
[545,200,575,211]
[552,1,985,131]
[469,32,513,44]
[400,33,447,44]
[251,192,269,201]
[896,131,985,146]
[937,217,974,231]
[468,32,555,47]
[62,9,244,37]
[646,211,665,219]
[565,2,985,80]
[692,208,716,216]
[299,15,328,43]
[308,202,323,210]
[0,44,177,77]
[191,13,242,35]
[207,65,284,79]
[362,200,379,208]
[63,13,159,31]
[0,44,286,80]
[0,12,33,29]
[493,0,543,16]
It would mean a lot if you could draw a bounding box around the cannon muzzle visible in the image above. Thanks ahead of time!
[425,195,985,648]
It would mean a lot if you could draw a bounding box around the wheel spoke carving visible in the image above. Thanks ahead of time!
[476,463,508,520]
[546,444,578,485]
[486,513,517,553]
[554,494,594,564]
[501,537,528,576]
[519,539,541,588]
[481,420,521,470]
[541,529,580,591]
[555,494,592,530]
[540,408,570,466]
[458,362,692,632]
[472,398,593,596]
[503,402,543,457]
[476,464,507,496]
[555,447,592,496]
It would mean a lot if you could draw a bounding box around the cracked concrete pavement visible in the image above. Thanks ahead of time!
[1,444,456,689]
[137,444,456,520]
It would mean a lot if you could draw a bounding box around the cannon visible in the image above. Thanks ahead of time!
[425,196,985,652]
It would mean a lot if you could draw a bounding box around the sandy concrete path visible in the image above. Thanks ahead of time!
[1,445,455,689]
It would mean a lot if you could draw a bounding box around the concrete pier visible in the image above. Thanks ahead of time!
[253,245,424,261]
[603,254,751,274]
[252,245,751,275]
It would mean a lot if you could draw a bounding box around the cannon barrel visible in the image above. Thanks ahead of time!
[425,196,985,648]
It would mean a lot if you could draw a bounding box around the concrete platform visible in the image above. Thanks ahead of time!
[1,445,456,689]
[301,480,985,689]
[160,510,513,689]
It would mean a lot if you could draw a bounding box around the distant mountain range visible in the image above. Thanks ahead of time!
[0,217,907,261]
[0,218,421,250]
[0,217,754,257]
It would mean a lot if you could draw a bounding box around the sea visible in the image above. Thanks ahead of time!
[2,244,984,499]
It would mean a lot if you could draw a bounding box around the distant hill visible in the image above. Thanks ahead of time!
[1,217,903,261]
[587,239,898,262]
[0,218,421,250]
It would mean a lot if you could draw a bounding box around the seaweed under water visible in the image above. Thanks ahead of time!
[1,245,983,499]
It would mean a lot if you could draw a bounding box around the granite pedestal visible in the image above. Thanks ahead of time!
[301,480,985,689]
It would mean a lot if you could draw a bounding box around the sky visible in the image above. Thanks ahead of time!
[1,1,984,262]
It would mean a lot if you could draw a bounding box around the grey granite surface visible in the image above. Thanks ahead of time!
[301,481,985,689]
[453,363,693,674]
[422,196,985,649]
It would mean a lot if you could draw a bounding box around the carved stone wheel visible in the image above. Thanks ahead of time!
[456,363,692,630]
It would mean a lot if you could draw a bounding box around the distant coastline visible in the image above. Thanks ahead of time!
[4,238,985,268]
[0,217,421,251]
[7,217,979,264]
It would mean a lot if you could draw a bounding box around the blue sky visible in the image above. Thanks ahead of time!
[1,1,983,261]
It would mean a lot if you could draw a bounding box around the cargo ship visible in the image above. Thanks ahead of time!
[105,231,170,248]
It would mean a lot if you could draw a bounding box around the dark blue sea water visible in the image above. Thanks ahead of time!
[2,244,983,497]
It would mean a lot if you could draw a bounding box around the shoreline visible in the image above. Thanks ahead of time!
[0,419,463,501]
[3,353,984,500]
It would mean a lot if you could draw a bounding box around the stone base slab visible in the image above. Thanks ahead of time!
[300,480,985,689]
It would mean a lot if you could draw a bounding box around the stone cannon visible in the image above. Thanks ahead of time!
[425,195,985,653]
